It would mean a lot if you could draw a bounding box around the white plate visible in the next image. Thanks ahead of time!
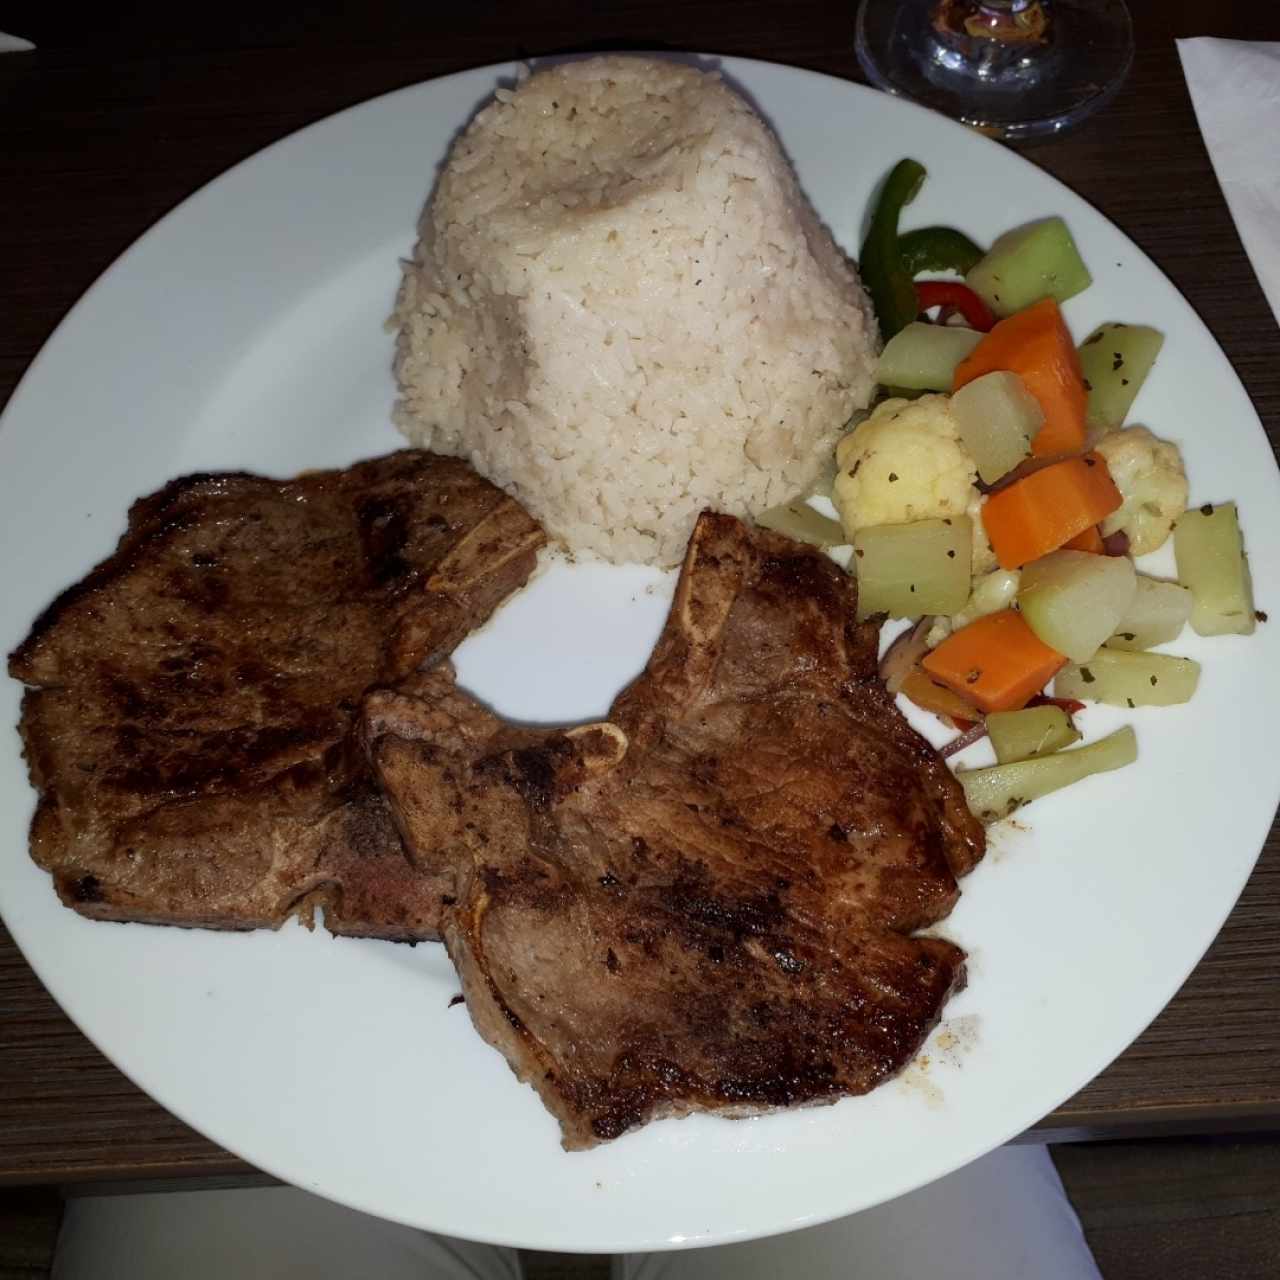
[2,57,1278,1253]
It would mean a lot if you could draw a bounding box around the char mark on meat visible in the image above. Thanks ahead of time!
[365,512,984,1147]
[9,450,544,939]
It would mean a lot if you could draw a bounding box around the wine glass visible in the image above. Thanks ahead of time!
[855,0,1133,141]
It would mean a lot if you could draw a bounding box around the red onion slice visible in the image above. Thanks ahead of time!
[1102,529,1130,557]
[940,720,989,759]
[878,617,934,695]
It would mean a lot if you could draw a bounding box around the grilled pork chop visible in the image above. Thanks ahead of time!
[10,451,544,939]
[364,513,985,1147]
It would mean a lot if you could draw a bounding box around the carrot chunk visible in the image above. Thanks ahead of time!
[1062,523,1104,554]
[981,453,1123,570]
[953,298,1088,456]
[922,610,1066,713]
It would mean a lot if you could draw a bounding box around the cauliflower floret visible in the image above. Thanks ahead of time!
[834,394,996,574]
[1093,426,1188,556]
[925,567,1021,648]
[967,491,997,577]
[835,395,970,525]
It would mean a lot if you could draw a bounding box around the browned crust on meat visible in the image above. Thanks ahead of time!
[10,450,544,939]
[367,512,985,1147]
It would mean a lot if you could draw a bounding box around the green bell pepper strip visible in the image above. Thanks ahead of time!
[859,159,927,343]
[898,226,985,277]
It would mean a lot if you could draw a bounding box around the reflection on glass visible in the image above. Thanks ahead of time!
[856,0,1134,141]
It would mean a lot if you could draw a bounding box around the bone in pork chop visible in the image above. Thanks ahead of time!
[364,513,985,1147]
[10,451,544,939]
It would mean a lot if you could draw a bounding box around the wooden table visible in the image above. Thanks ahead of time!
[2,1,1278,1188]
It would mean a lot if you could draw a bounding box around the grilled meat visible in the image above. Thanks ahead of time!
[365,513,984,1146]
[10,451,544,939]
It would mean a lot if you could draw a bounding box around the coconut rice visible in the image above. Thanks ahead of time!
[392,57,879,565]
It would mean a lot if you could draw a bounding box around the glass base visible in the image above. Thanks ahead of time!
[855,0,1133,141]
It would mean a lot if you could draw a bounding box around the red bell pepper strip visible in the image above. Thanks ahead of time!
[915,280,996,332]
[1027,693,1087,716]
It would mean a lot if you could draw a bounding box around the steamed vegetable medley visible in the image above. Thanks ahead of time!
[759,158,1260,823]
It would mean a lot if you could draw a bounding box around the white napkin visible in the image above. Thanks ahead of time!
[0,31,34,52]
[1179,38,1280,329]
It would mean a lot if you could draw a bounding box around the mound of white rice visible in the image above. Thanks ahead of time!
[392,57,878,565]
